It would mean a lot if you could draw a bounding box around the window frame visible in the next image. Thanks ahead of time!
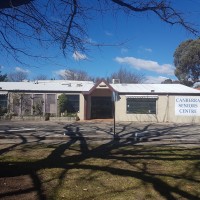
[126,96,157,114]
[65,94,80,113]
[0,95,7,114]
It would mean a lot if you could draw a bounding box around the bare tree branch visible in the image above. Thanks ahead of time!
[62,0,77,51]
[59,68,92,81]
[111,0,198,35]
[8,71,29,82]
[0,0,32,9]
[0,0,199,64]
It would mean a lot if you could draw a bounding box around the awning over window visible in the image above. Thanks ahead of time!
[126,95,158,99]
[0,91,8,95]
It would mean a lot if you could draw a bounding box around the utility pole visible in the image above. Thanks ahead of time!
[113,99,116,138]
[112,91,119,139]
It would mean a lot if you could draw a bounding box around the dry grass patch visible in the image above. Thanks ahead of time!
[0,143,200,200]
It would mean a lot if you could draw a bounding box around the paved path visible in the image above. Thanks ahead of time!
[0,120,200,146]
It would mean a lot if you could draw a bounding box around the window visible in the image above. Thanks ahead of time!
[127,97,157,114]
[66,95,79,113]
[0,95,7,109]
[22,94,32,116]
[45,94,56,114]
[0,95,7,115]
[33,94,44,116]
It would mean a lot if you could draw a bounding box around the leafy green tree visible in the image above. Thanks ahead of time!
[161,79,173,84]
[58,94,68,114]
[161,79,180,84]
[174,39,200,86]
[0,71,7,82]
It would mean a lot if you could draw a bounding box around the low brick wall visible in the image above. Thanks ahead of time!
[0,116,77,122]
[49,117,77,122]
[11,116,45,121]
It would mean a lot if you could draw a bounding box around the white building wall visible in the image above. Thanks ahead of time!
[115,94,200,123]
[78,93,85,120]
[167,95,200,123]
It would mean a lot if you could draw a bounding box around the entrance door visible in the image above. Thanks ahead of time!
[91,96,112,119]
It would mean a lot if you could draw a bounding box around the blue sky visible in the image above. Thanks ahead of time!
[1,0,200,83]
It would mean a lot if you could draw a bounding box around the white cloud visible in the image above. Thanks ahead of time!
[105,31,113,36]
[54,69,66,77]
[72,51,88,61]
[144,48,153,53]
[121,48,128,54]
[144,76,169,84]
[115,56,174,75]
[85,37,96,44]
[15,67,30,73]
[138,46,153,54]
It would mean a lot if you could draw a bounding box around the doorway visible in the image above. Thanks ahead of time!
[91,96,112,119]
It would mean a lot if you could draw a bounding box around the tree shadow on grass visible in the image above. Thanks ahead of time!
[0,122,200,199]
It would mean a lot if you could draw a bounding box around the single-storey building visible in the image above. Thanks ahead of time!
[1,79,200,123]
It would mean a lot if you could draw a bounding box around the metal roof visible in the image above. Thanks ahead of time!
[110,84,200,94]
[0,80,200,94]
[0,80,94,92]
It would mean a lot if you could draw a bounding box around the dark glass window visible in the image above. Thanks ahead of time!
[127,98,157,114]
[0,95,7,108]
[0,95,7,115]
[66,95,79,113]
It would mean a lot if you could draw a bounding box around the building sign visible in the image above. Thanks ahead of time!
[175,96,200,116]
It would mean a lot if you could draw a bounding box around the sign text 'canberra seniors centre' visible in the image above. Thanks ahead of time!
[175,96,200,116]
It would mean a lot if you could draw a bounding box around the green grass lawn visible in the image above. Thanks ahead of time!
[0,141,200,200]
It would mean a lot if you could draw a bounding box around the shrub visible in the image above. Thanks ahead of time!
[44,113,50,121]
[58,94,68,114]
